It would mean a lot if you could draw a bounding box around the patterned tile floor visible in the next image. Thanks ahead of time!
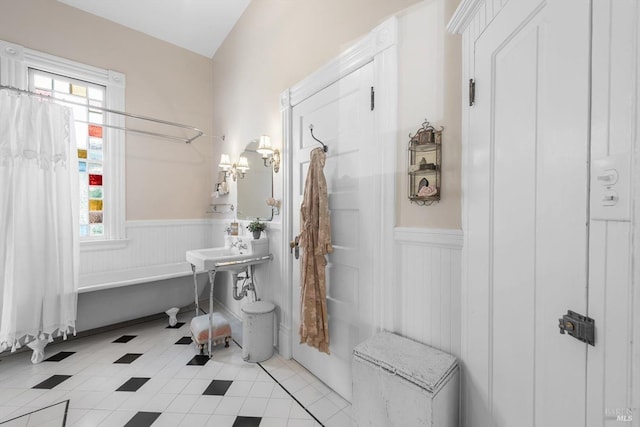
[0,311,353,426]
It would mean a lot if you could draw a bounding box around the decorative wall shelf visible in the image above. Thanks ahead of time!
[408,120,443,206]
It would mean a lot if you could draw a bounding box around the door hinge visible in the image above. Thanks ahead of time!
[469,79,476,106]
[370,86,375,111]
[558,310,595,346]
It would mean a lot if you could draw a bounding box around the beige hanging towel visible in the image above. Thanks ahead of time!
[299,147,333,354]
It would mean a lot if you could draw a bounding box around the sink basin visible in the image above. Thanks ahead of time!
[186,236,270,273]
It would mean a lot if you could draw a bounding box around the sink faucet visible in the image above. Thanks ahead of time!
[231,240,248,251]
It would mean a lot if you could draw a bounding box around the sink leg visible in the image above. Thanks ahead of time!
[207,270,216,358]
[191,264,198,317]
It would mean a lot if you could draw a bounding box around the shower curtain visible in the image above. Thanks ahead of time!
[0,90,79,353]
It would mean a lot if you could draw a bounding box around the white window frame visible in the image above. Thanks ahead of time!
[0,39,127,250]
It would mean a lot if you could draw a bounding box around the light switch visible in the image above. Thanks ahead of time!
[590,154,631,221]
[596,169,618,185]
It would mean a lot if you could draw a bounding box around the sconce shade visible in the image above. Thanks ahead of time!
[219,153,232,170]
[237,156,250,172]
[257,135,274,157]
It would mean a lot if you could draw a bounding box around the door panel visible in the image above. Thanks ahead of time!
[466,0,591,425]
[291,62,375,401]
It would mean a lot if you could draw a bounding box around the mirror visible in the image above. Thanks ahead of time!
[237,140,273,220]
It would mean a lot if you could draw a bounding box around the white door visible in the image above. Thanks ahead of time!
[291,62,376,401]
[465,0,591,425]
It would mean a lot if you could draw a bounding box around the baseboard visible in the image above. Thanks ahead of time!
[210,297,243,324]
[279,324,292,359]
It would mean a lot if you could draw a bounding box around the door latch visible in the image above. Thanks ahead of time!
[289,236,300,260]
[558,310,595,346]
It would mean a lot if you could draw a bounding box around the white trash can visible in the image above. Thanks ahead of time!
[352,331,459,426]
[242,301,275,362]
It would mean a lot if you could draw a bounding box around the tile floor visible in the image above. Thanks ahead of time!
[0,311,353,427]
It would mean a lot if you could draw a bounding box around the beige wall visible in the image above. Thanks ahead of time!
[0,0,214,220]
[396,0,461,228]
[211,0,461,229]
[0,0,461,227]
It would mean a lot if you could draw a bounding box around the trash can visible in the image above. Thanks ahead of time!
[241,301,275,362]
[352,332,459,426]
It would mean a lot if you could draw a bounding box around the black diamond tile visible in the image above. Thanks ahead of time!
[116,377,150,392]
[44,351,75,362]
[187,354,209,366]
[33,375,72,389]
[113,335,136,343]
[166,322,185,329]
[114,353,143,364]
[175,336,192,345]
[232,416,262,427]
[124,411,161,427]
[203,379,233,396]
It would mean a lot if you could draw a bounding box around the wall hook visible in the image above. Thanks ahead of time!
[309,124,328,152]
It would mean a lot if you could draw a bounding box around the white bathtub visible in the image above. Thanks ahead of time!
[77,262,209,331]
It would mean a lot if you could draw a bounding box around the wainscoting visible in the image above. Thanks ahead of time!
[80,219,215,279]
[76,219,218,331]
[393,227,462,358]
[77,220,460,361]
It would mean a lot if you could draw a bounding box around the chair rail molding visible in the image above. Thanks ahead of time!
[394,227,463,249]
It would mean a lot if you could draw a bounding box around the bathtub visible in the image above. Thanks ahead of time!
[77,262,209,331]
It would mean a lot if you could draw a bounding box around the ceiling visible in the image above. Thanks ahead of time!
[57,0,251,58]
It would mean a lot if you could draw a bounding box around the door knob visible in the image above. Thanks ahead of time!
[289,236,300,259]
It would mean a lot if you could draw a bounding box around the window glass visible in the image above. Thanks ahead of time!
[29,69,106,238]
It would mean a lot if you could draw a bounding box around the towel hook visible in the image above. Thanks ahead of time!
[309,124,328,152]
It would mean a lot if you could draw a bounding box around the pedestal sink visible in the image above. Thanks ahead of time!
[186,236,270,273]
[185,236,272,357]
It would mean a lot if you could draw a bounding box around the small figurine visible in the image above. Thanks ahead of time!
[418,185,438,198]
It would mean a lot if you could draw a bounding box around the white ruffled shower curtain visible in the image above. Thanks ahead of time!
[0,90,79,354]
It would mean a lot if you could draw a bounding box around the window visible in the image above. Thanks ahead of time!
[1,39,126,248]
[29,69,107,238]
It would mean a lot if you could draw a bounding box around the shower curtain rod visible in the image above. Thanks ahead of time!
[0,85,205,144]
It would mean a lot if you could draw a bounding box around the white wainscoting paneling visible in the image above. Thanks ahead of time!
[393,227,462,358]
[80,219,214,277]
[586,1,638,423]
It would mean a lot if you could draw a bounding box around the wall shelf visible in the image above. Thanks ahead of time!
[408,120,443,206]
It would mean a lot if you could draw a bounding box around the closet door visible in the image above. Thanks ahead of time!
[465,0,591,425]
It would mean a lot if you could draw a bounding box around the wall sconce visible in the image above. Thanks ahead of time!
[219,153,250,181]
[266,197,281,215]
[257,135,280,173]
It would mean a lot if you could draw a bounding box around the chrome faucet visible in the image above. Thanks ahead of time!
[231,240,248,251]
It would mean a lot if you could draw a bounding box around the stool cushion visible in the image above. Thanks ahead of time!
[190,313,232,345]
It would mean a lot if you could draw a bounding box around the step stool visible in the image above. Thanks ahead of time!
[190,312,232,355]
